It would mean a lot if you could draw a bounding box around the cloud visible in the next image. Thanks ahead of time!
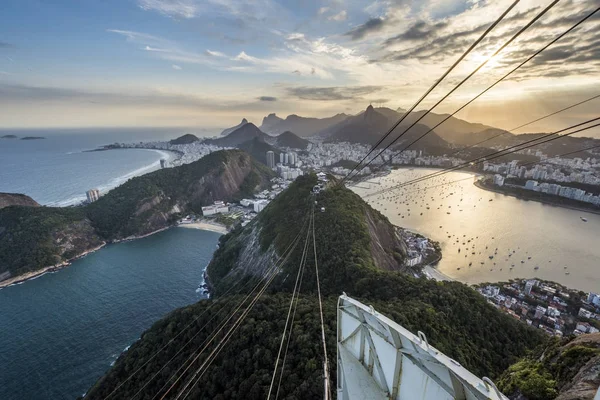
[0,41,13,49]
[329,10,347,22]
[172,64,182,70]
[137,0,198,19]
[257,96,277,101]
[384,20,448,44]
[318,7,329,15]
[344,17,386,40]
[0,83,281,114]
[287,86,383,101]
[205,49,225,57]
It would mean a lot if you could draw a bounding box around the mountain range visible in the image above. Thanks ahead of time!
[260,112,349,137]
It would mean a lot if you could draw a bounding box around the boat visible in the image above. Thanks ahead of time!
[534,266,539,270]
[581,217,588,222]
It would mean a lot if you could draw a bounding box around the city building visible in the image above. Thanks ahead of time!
[524,279,536,295]
[160,159,168,168]
[86,188,100,203]
[266,151,275,169]
[493,174,505,186]
[253,199,269,213]
[201,201,229,216]
[588,293,600,307]
[534,305,546,319]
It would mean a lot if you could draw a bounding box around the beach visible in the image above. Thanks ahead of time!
[178,221,228,235]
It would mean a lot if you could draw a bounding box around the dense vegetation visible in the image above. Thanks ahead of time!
[498,334,600,399]
[0,150,273,277]
[208,174,407,296]
[0,206,87,276]
[86,173,549,399]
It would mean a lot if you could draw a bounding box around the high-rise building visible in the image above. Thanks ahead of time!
[284,153,289,164]
[160,159,168,168]
[266,151,275,168]
[279,153,284,164]
[86,189,100,203]
[524,280,535,295]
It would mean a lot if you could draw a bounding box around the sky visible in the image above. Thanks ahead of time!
[0,0,599,136]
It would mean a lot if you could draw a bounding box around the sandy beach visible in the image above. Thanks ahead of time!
[178,221,228,235]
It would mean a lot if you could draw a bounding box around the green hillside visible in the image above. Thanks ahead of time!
[0,150,274,279]
[85,174,547,400]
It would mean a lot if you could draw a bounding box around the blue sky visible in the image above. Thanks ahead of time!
[0,0,599,135]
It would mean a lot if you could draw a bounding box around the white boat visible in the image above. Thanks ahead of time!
[581,217,588,222]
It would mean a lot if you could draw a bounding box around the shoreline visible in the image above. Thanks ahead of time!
[46,148,182,207]
[178,221,228,235]
[0,242,107,289]
[0,225,175,290]
[0,222,227,289]
[474,180,600,216]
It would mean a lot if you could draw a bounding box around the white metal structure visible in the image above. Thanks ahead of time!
[337,295,508,400]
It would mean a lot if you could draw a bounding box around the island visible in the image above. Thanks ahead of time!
[1,134,18,139]
[20,136,45,140]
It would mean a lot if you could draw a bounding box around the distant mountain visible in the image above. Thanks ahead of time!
[220,118,248,136]
[260,113,284,133]
[0,193,40,209]
[237,137,280,166]
[260,113,349,137]
[169,134,199,145]
[206,123,269,147]
[324,105,390,144]
[1,135,17,139]
[273,131,310,150]
[400,110,501,146]
[324,105,450,154]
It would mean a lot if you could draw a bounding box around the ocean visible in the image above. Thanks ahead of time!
[0,128,210,206]
[0,227,220,400]
[0,128,223,400]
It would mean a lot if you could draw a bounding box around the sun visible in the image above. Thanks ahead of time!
[471,51,503,70]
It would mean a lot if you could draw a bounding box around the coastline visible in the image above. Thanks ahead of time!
[474,180,600,216]
[0,221,228,289]
[0,242,107,289]
[0,225,176,290]
[178,221,228,235]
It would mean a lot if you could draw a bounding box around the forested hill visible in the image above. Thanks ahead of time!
[206,174,409,296]
[0,150,274,280]
[85,174,548,400]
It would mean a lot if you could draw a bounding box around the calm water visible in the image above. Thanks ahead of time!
[0,228,220,400]
[0,128,198,206]
[352,168,600,292]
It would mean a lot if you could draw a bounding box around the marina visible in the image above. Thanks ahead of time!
[352,168,600,292]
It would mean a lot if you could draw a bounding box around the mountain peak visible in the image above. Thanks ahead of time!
[220,118,249,136]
